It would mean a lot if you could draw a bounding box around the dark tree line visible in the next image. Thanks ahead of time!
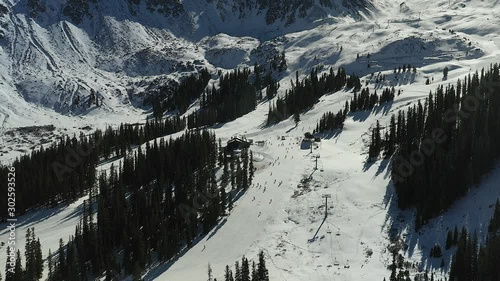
[365,113,397,161]
[72,89,103,109]
[314,103,349,133]
[0,116,185,218]
[5,228,43,281]
[448,199,500,281]
[150,69,211,118]
[187,68,258,128]
[219,251,270,281]
[253,63,280,101]
[93,115,186,160]
[445,226,461,250]
[383,211,500,281]
[0,134,98,217]
[63,0,94,24]
[386,64,500,229]
[349,87,395,112]
[40,130,254,280]
[393,64,417,74]
[267,67,361,125]
[429,244,442,258]
[314,86,394,134]
[269,51,287,73]
[368,120,383,160]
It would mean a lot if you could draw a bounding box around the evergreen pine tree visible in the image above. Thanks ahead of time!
[34,238,43,280]
[236,156,243,190]
[228,191,234,211]
[208,263,213,281]
[220,184,227,215]
[446,230,453,250]
[230,154,236,189]
[294,111,300,127]
[368,121,381,160]
[5,248,14,281]
[249,151,255,186]
[57,239,65,280]
[241,257,250,281]
[384,115,396,158]
[251,261,258,281]
[242,150,249,190]
[235,261,241,281]
[47,249,53,281]
[25,228,35,281]
[14,250,23,281]
[132,262,141,281]
[218,139,224,167]
[443,66,449,78]
[225,265,233,281]
[257,251,269,281]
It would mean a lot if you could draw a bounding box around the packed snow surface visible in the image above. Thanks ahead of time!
[2,0,500,280]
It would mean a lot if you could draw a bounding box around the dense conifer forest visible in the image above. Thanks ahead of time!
[187,68,259,128]
[447,200,500,281]
[372,64,500,229]
[4,129,255,280]
[150,69,211,118]
[383,200,500,281]
[4,59,500,280]
[214,251,270,281]
[0,116,186,217]
[314,108,348,133]
[349,87,395,112]
[267,67,361,125]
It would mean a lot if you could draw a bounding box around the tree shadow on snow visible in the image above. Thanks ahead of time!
[372,101,394,116]
[362,158,375,172]
[350,110,371,123]
[316,129,342,140]
[380,164,500,276]
[286,125,298,134]
[0,198,94,235]
[206,218,228,240]
[142,215,230,280]
[142,188,247,280]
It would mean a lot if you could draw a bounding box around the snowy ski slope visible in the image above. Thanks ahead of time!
[2,0,500,280]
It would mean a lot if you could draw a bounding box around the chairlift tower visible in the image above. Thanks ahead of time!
[314,155,320,170]
[322,194,331,219]
[308,194,332,242]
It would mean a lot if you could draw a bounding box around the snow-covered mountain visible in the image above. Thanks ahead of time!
[0,0,372,116]
[2,0,500,280]
[0,0,376,162]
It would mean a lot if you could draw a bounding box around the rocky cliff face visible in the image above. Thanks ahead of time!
[24,0,372,26]
[0,0,373,114]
